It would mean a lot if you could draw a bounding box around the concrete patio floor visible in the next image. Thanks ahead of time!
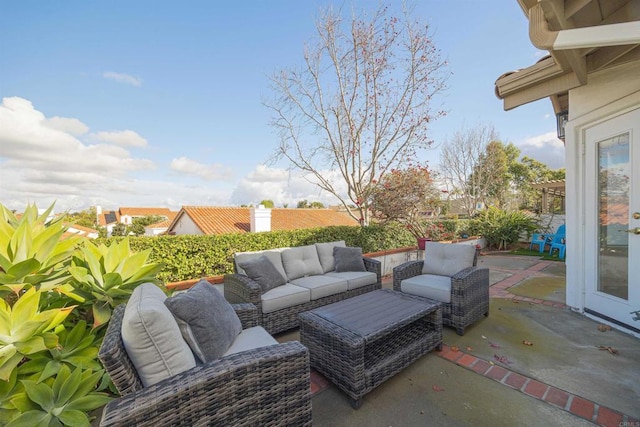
[277,253,640,427]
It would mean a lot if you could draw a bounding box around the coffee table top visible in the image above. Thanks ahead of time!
[304,289,439,340]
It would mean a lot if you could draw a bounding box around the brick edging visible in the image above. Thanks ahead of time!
[437,344,638,427]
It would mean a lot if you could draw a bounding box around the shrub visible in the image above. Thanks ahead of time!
[0,203,164,425]
[469,207,538,250]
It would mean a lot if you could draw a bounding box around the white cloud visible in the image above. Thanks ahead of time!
[230,165,343,207]
[170,157,234,181]
[93,130,148,147]
[0,96,156,211]
[516,131,565,169]
[103,71,142,87]
[44,116,89,135]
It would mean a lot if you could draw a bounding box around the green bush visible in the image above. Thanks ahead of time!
[102,223,416,283]
[0,209,108,426]
[469,207,538,250]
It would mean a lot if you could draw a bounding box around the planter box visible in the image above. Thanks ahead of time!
[417,238,432,250]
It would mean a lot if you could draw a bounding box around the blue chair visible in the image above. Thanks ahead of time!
[548,231,566,259]
[530,224,565,254]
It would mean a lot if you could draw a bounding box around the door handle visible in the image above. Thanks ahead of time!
[624,227,640,235]
[634,212,640,220]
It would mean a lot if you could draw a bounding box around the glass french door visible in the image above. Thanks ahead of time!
[584,108,640,329]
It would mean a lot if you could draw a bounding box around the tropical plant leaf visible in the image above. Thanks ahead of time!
[6,259,41,282]
[56,409,90,426]
[20,380,54,412]
[71,370,104,401]
[55,365,81,407]
[91,303,111,329]
[6,409,51,427]
[102,273,122,291]
[0,353,24,382]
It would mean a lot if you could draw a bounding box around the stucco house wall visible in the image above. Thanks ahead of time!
[170,214,203,235]
[564,61,640,311]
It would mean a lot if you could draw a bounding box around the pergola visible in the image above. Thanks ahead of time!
[531,179,565,213]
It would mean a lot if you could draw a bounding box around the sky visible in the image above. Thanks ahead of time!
[0,1,565,214]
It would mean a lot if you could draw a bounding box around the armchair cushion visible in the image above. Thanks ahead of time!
[165,280,242,363]
[282,245,323,280]
[315,240,346,273]
[333,246,366,272]
[422,242,475,277]
[237,255,287,292]
[223,326,278,356]
[400,274,452,303]
[121,283,196,387]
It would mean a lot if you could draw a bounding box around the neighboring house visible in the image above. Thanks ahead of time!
[144,218,173,236]
[97,206,177,236]
[167,206,359,235]
[495,0,639,333]
[63,223,99,239]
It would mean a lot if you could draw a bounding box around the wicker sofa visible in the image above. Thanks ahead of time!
[224,241,382,334]
[98,283,312,426]
[393,242,489,336]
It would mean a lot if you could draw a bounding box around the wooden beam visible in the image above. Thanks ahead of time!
[502,71,581,110]
[564,0,593,20]
[588,44,640,71]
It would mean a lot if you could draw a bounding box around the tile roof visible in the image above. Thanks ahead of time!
[65,223,99,235]
[173,206,359,235]
[98,210,120,226]
[118,207,175,217]
[98,207,177,226]
[146,218,173,229]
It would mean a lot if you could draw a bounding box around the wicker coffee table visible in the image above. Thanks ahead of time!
[299,289,442,408]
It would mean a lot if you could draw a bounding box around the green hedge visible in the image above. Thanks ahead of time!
[99,224,415,283]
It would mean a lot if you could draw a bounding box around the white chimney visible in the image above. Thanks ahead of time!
[250,205,272,232]
[95,205,102,224]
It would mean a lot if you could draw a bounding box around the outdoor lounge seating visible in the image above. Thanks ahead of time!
[98,282,312,426]
[224,241,381,334]
[530,224,565,254]
[393,242,490,335]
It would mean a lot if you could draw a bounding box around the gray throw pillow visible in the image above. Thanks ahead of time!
[237,255,287,292]
[164,280,242,363]
[333,246,366,272]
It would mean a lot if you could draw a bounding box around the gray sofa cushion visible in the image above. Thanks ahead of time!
[422,242,476,277]
[261,283,311,314]
[235,249,288,280]
[121,283,196,387]
[290,275,348,300]
[333,246,366,272]
[326,271,378,290]
[237,255,287,292]
[315,240,346,273]
[281,245,323,280]
[165,280,242,363]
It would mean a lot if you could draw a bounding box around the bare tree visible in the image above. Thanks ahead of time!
[266,3,449,225]
[439,124,503,216]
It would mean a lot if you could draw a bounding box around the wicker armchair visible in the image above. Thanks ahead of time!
[393,243,489,336]
[98,303,312,426]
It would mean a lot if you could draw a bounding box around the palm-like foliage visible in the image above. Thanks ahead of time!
[0,203,79,295]
[0,288,75,381]
[59,238,163,328]
[7,365,112,427]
